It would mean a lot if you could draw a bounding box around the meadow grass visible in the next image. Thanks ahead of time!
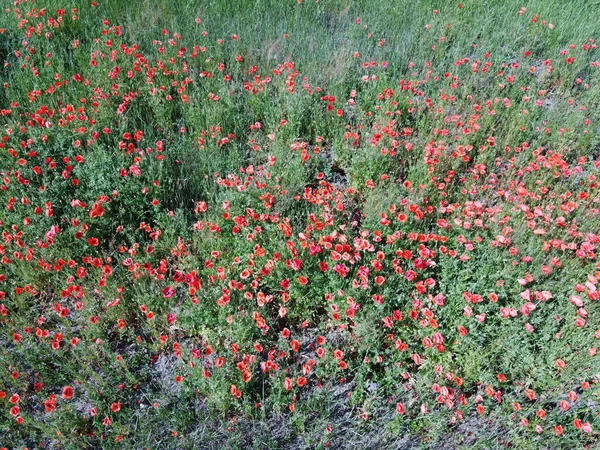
[1,0,600,448]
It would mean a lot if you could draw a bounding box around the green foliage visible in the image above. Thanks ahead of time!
[1,0,600,449]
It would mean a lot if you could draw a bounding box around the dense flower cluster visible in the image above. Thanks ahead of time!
[0,1,599,448]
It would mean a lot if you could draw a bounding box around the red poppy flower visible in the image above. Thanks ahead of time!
[62,386,73,400]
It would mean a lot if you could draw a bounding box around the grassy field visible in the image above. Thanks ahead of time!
[1,0,600,448]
